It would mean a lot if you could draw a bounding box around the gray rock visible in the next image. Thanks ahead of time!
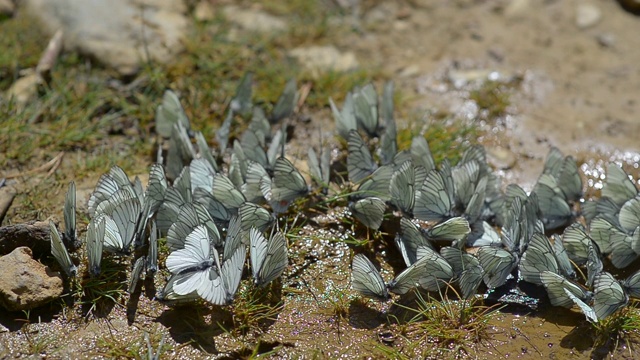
[486,146,518,170]
[0,247,63,311]
[0,0,15,17]
[194,0,215,21]
[21,0,190,76]
[0,220,51,257]
[288,45,359,76]
[576,4,602,29]
[222,5,287,33]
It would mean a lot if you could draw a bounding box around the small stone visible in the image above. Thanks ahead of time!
[0,220,51,257]
[0,247,64,311]
[0,0,15,17]
[288,45,359,76]
[194,1,215,21]
[596,33,615,48]
[486,146,518,170]
[503,0,530,19]
[222,5,287,33]
[5,72,43,109]
[576,4,602,29]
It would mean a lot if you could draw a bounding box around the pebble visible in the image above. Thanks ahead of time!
[222,5,287,33]
[22,0,189,76]
[0,247,64,311]
[194,0,215,21]
[576,4,602,29]
[487,146,518,170]
[0,0,14,16]
[288,45,359,76]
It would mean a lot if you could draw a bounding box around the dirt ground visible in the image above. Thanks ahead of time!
[2,0,640,359]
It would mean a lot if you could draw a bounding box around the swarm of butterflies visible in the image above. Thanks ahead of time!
[334,83,640,324]
[47,74,640,324]
[49,73,301,306]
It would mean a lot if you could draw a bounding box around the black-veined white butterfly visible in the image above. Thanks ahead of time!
[220,244,246,304]
[353,164,393,201]
[249,227,288,288]
[378,82,397,166]
[268,157,309,213]
[49,220,77,278]
[395,217,435,267]
[194,131,218,173]
[601,163,637,207]
[128,256,146,294]
[388,246,453,294]
[413,168,455,222]
[271,78,298,122]
[351,254,389,300]
[353,84,379,138]
[308,146,330,193]
[622,269,640,298]
[389,160,415,217]
[331,93,357,141]
[155,89,191,139]
[63,181,78,249]
[540,270,591,308]
[619,195,640,234]
[350,197,386,230]
[147,220,158,277]
[166,203,221,252]
[212,173,246,214]
[441,246,483,299]
[519,233,559,285]
[166,122,196,180]
[165,225,226,305]
[156,273,201,305]
[230,71,253,117]
[347,130,377,184]
[239,202,274,233]
[566,272,629,323]
[477,246,518,289]
[532,174,573,230]
[86,216,104,277]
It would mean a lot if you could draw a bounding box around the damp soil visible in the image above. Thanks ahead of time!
[3,0,640,359]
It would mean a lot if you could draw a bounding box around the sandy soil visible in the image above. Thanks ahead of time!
[2,0,640,359]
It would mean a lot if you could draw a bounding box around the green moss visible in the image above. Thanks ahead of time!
[469,80,514,119]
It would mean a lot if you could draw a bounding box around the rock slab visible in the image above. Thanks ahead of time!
[0,247,63,311]
[22,0,190,76]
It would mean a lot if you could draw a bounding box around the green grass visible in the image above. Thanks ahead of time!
[590,306,640,354]
[227,282,284,337]
[385,290,498,358]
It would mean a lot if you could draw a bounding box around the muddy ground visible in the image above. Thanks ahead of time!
[2,0,640,359]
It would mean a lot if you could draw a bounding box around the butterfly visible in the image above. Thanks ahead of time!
[166,203,221,252]
[540,270,592,308]
[63,181,79,249]
[128,256,146,294]
[388,246,454,294]
[566,272,629,323]
[49,220,77,278]
[267,157,309,213]
[440,246,483,299]
[347,130,377,184]
[239,202,274,233]
[350,197,386,230]
[155,89,191,138]
[86,216,105,277]
[249,227,288,287]
[351,254,389,300]
[270,78,298,122]
[165,225,227,305]
[352,84,379,138]
[331,93,357,141]
[308,146,331,194]
[147,220,158,277]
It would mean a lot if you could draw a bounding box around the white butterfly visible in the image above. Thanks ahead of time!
[350,197,386,230]
[249,227,288,288]
[86,216,105,277]
[155,89,191,138]
[351,254,389,300]
[128,256,146,294]
[267,157,309,213]
[49,220,77,278]
[63,181,78,249]
[331,93,357,141]
[347,130,377,184]
[165,225,226,305]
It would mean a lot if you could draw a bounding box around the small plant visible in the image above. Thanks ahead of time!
[387,289,499,357]
[80,256,127,318]
[590,305,640,355]
[228,282,284,337]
